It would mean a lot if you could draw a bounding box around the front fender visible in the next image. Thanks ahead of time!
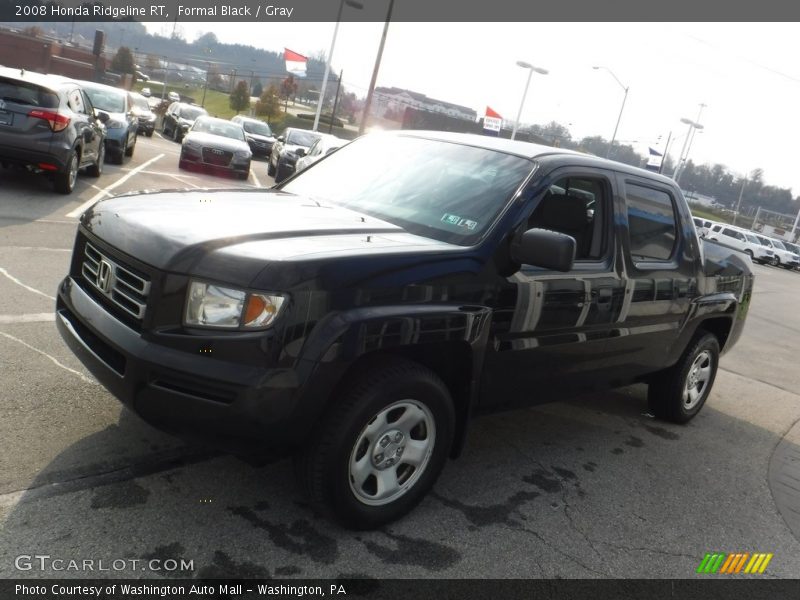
[288,304,494,449]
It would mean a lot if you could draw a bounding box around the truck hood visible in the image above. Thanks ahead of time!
[80,189,465,288]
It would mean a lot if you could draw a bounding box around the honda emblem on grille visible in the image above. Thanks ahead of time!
[97,259,113,293]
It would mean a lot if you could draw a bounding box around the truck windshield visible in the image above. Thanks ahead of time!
[279,134,533,245]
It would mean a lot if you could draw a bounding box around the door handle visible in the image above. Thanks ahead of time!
[593,288,613,304]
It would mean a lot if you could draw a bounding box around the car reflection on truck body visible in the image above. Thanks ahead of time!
[56,131,754,530]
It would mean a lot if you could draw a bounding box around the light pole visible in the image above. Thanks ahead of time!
[592,66,629,158]
[313,0,363,132]
[673,103,706,183]
[359,0,395,136]
[511,61,548,141]
[732,173,747,226]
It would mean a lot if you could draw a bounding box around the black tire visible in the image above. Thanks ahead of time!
[267,156,276,176]
[86,143,105,178]
[145,130,154,138]
[125,134,135,157]
[772,256,780,267]
[648,331,720,424]
[54,150,79,194]
[294,359,455,530]
[274,162,290,183]
[174,128,183,144]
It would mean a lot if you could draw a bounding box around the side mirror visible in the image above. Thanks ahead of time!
[95,110,110,124]
[511,228,576,272]
[277,135,285,142]
[295,148,306,157]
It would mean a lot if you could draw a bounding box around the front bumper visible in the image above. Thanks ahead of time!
[56,276,304,448]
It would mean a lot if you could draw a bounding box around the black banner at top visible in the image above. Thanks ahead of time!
[1,0,800,22]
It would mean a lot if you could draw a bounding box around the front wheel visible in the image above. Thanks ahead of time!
[267,156,276,177]
[648,332,720,424]
[771,256,780,267]
[295,359,454,529]
[87,143,105,178]
[125,133,135,157]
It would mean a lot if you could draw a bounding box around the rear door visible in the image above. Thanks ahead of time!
[600,174,698,380]
[0,76,58,153]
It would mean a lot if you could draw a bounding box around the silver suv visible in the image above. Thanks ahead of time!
[0,67,106,194]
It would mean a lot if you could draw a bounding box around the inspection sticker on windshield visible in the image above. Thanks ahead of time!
[441,213,478,230]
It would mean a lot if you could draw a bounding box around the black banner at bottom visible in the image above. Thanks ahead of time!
[2,579,797,600]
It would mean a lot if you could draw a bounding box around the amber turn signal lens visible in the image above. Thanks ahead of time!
[244,295,268,324]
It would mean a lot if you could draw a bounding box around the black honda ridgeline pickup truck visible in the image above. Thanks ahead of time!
[57,131,753,528]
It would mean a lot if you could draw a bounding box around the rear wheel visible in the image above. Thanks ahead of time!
[267,155,276,176]
[295,359,454,529]
[87,143,105,178]
[145,130,154,138]
[274,161,290,183]
[54,150,79,194]
[772,256,781,267]
[648,332,720,424]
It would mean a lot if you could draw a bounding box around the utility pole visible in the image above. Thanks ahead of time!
[359,0,395,135]
[658,130,672,175]
[329,69,343,134]
[733,174,747,226]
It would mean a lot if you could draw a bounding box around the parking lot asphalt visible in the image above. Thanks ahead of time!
[1,134,799,579]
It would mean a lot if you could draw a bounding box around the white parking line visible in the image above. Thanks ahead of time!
[65,154,165,218]
[168,174,202,189]
[0,268,56,301]
[0,313,54,324]
[89,184,114,198]
[0,331,94,384]
[251,169,262,188]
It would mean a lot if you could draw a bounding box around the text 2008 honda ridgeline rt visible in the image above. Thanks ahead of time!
[57,131,753,528]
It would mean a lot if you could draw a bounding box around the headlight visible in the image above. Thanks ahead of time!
[147,114,157,122]
[235,149,252,159]
[184,280,285,329]
[106,119,125,129]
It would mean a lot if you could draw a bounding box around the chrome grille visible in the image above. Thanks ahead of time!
[202,147,233,166]
[81,242,150,320]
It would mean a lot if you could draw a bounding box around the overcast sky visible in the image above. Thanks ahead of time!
[144,22,800,195]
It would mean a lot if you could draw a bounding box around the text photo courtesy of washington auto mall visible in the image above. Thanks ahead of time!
[0,0,800,598]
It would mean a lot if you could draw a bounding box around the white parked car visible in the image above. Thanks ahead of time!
[706,224,773,264]
[168,91,180,103]
[295,134,347,174]
[692,216,714,238]
[757,235,800,269]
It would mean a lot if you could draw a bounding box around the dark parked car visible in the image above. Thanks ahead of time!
[231,115,276,158]
[178,116,251,179]
[162,102,207,143]
[268,127,321,182]
[0,67,106,193]
[130,92,156,137]
[56,132,753,529]
[69,80,137,164]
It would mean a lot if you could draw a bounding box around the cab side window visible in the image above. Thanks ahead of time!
[626,184,678,261]
[527,176,608,261]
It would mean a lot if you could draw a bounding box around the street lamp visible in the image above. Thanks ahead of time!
[511,60,548,141]
[672,103,706,183]
[592,66,629,159]
[313,0,364,132]
[359,0,395,136]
